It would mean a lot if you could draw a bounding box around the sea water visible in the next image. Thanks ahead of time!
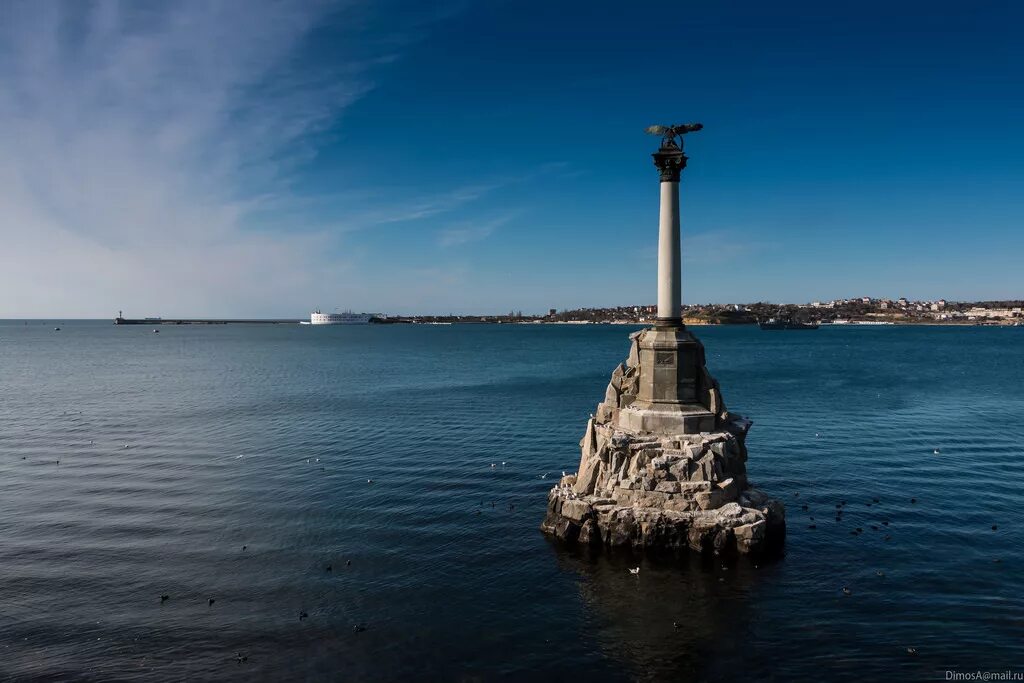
[1,321,1022,681]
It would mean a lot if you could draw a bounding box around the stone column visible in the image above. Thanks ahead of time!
[652,141,687,327]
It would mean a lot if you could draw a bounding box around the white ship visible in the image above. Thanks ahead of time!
[301,309,373,325]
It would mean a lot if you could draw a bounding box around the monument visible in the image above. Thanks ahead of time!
[541,124,786,556]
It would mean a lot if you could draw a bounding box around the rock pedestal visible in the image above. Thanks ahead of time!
[541,328,786,556]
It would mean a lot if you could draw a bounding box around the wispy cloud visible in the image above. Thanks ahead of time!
[436,214,514,247]
[0,2,385,317]
[635,230,776,265]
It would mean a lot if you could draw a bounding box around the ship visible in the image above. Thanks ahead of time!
[758,318,819,330]
[301,309,373,325]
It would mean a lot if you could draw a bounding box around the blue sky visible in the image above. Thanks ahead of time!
[1,0,1022,317]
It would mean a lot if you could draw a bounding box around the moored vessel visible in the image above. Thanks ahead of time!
[759,318,819,330]
[303,309,372,325]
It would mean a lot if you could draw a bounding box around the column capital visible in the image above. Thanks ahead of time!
[652,142,688,182]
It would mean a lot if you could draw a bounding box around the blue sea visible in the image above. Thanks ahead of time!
[1,321,1022,681]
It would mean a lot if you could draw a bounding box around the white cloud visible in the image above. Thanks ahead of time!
[436,214,512,247]
[0,1,374,317]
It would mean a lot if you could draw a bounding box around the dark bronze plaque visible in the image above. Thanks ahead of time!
[655,351,675,366]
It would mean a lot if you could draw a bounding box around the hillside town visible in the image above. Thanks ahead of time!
[393,298,1024,325]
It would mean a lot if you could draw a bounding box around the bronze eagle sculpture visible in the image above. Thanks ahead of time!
[645,123,703,148]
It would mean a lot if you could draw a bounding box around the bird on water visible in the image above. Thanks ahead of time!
[628,567,640,575]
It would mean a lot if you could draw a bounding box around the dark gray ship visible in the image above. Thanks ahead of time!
[758,318,819,330]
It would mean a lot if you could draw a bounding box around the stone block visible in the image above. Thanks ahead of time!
[613,488,636,505]
[610,362,625,389]
[581,418,595,457]
[561,498,593,523]
[716,502,743,518]
[578,518,601,545]
[655,481,681,493]
[734,519,766,554]
[636,491,668,507]
[574,454,600,495]
[695,485,738,510]
[678,481,712,494]
[738,488,769,508]
[664,497,697,512]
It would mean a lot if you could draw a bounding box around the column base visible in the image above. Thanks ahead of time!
[654,316,684,329]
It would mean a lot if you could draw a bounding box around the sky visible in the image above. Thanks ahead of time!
[1,0,1022,317]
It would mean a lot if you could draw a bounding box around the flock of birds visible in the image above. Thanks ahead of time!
[156,554,365,663]
[20,416,1010,667]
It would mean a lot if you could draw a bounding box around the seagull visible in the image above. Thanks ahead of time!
[235,652,248,663]
[672,621,681,629]
[906,647,917,656]
[353,623,367,633]
[876,570,885,577]
[628,567,640,575]
[208,598,215,606]
[501,461,506,466]
[242,545,247,551]
[299,611,308,621]
[933,449,941,455]
[367,479,373,484]
[540,473,547,479]
[842,587,852,596]
[124,444,130,449]
[491,463,496,468]
[346,560,351,566]
[160,595,169,602]
[562,471,566,477]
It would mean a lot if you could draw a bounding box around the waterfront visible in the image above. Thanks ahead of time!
[1,321,1023,681]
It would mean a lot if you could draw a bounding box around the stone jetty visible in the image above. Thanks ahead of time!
[541,124,785,556]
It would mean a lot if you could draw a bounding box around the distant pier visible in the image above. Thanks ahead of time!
[114,316,303,325]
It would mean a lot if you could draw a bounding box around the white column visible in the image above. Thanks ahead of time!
[657,180,681,323]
